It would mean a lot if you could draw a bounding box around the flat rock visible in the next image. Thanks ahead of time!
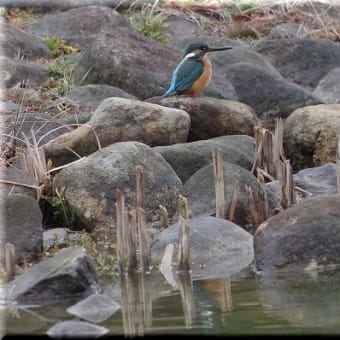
[313,67,340,104]
[5,246,99,303]
[47,320,108,338]
[67,293,121,323]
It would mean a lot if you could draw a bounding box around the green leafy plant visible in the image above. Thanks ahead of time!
[127,5,169,43]
[43,36,79,58]
[229,28,258,40]
[68,230,118,277]
[40,186,77,229]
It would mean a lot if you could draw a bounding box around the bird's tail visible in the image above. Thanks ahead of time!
[162,88,173,98]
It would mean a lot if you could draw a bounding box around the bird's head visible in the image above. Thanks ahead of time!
[184,41,232,58]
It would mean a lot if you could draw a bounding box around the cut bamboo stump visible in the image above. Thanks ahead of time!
[115,165,151,275]
[226,181,239,222]
[116,190,127,274]
[158,205,169,231]
[212,148,225,219]
[5,243,15,282]
[251,118,296,218]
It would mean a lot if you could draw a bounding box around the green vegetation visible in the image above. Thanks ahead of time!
[228,28,258,40]
[68,230,118,277]
[126,4,169,43]
[2,7,43,27]
[44,55,76,95]
[43,36,79,58]
[233,0,257,13]
[40,186,77,230]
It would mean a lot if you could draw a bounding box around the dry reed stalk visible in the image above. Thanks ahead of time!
[273,118,284,176]
[246,185,261,227]
[116,189,127,274]
[212,148,225,218]
[277,159,295,209]
[256,169,270,219]
[135,165,145,211]
[226,180,239,222]
[136,207,151,272]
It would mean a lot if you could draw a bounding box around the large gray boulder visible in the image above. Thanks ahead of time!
[0,22,52,60]
[53,141,183,231]
[254,194,340,274]
[44,97,190,167]
[153,135,255,183]
[0,56,48,88]
[225,61,322,129]
[149,96,260,141]
[0,112,74,148]
[24,6,132,49]
[254,39,340,91]
[0,0,128,12]
[5,246,98,303]
[183,160,264,232]
[265,162,338,214]
[283,104,340,170]
[151,216,254,279]
[65,84,137,113]
[313,67,340,104]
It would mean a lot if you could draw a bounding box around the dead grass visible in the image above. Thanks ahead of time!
[151,0,340,41]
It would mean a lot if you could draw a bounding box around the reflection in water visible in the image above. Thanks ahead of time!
[257,268,340,330]
[201,278,233,313]
[176,272,195,328]
[5,267,340,335]
[120,273,152,337]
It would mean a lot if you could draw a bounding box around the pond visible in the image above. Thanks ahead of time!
[2,266,340,337]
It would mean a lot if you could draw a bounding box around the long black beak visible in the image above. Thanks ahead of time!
[207,47,233,53]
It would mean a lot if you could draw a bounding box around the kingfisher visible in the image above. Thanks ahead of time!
[162,42,232,98]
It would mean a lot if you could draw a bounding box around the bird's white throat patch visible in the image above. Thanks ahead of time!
[185,52,196,59]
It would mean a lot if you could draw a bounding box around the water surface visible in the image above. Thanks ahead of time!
[2,267,340,336]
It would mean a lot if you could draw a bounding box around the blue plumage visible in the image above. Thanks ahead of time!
[162,42,232,98]
[162,54,204,97]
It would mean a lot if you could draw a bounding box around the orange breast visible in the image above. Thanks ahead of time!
[187,56,212,95]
